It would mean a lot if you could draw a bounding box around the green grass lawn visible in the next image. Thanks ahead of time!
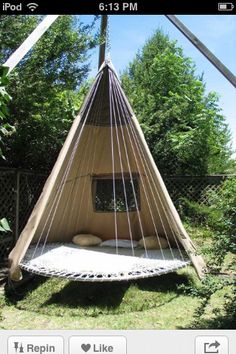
[0,265,235,330]
[0,225,235,330]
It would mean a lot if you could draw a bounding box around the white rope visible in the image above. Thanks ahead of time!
[55,105,98,238]
[128,117,185,260]
[74,73,105,231]
[110,74,168,259]
[109,71,148,256]
[31,71,104,259]
[47,72,104,242]
[113,76,185,260]
[58,112,95,236]
[111,74,180,258]
[109,70,135,256]
[111,75,168,259]
[108,67,118,253]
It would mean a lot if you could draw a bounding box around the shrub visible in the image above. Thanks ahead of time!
[179,178,236,270]
[207,177,236,268]
[178,197,219,226]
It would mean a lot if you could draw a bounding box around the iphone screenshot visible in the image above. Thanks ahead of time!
[0,0,235,353]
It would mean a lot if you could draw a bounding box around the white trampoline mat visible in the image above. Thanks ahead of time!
[20,243,190,281]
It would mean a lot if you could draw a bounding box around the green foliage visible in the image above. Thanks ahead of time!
[178,197,220,227]
[0,67,14,234]
[122,30,234,175]
[0,65,15,158]
[181,178,236,269]
[178,274,227,297]
[0,217,11,232]
[0,15,98,170]
[178,274,236,329]
[207,178,236,267]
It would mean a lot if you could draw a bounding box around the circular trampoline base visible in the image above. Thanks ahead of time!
[20,243,190,282]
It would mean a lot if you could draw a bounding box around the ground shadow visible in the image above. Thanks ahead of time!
[43,280,131,310]
[135,272,191,293]
[4,271,191,315]
[43,272,189,311]
[5,274,48,305]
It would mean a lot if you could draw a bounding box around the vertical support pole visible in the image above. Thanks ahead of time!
[15,171,20,241]
[98,15,108,69]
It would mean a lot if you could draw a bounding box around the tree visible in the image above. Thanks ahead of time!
[0,15,98,170]
[122,30,234,176]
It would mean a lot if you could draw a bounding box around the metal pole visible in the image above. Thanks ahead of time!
[166,15,236,88]
[98,15,108,69]
[3,15,59,75]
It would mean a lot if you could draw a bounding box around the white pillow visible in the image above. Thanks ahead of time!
[100,239,138,248]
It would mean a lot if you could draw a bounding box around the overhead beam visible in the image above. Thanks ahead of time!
[3,15,59,74]
[166,15,236,88]
[98,15,108,69]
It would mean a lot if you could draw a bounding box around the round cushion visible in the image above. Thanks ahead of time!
[72,234,102,247]
[138,236,169,250]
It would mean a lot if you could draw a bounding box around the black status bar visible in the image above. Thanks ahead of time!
[0,0,235,15]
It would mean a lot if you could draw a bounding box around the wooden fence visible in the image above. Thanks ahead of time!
[0,167,233,261]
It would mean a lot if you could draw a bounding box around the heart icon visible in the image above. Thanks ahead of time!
[81,344,91,352]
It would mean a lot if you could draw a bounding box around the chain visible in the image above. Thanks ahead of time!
[106,15,111,60]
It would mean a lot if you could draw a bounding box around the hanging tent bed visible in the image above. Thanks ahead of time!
[8,60,206,282]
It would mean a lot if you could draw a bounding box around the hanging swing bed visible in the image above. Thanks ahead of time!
[9,22,206,283]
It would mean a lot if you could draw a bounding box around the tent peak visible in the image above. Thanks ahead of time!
[98,59,119,79]
[81,61,132,127]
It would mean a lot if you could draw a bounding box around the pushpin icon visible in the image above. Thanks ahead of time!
[14,342,19,352]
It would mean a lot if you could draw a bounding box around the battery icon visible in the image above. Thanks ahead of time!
[218,2,234,10]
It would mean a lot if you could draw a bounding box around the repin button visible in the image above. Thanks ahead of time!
[70,336,126,354]
[8,336,63,354]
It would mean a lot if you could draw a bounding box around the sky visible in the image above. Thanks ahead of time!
[81,15,236,154]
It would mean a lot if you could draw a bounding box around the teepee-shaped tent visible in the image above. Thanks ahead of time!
[9,61,206,281]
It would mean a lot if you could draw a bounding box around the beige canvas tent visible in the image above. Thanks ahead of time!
[9,61,206,282]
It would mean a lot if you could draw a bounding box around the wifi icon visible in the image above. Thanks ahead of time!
[27,3,39,12]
